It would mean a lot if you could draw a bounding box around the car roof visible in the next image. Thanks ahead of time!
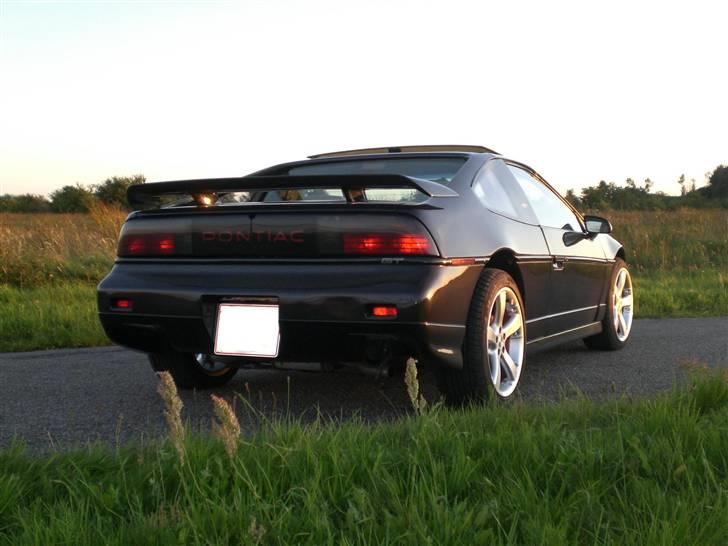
[308,144,498,159]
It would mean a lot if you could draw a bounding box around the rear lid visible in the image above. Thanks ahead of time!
[119,173,458,259]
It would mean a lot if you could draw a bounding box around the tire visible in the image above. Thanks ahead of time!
[436,269,526,406]
[148,352,238,390]
[584,258,634,351]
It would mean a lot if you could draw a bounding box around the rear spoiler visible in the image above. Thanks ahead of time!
[127,174,459,210]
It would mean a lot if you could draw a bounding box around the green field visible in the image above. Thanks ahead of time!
[1,373,727,544]
[0,208,726,352]
[0,283,107,352]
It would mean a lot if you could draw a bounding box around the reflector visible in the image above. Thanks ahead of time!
[112,298,133,310]
[371,305,398,318]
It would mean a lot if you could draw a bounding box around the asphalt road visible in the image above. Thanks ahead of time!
[1,317,726,451]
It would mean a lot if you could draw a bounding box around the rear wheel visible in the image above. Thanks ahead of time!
[148,352,238,389]
[584,258,634,350]
[436,269,526,405]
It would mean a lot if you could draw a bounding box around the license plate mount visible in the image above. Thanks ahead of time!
[214,303,280,358]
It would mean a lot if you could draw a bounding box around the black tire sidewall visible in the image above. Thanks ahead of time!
[149,352,237,389]
[463,268,526,401]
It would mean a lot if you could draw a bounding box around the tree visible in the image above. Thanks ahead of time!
[706,165,728,198]
[580,180,614,210]
[94,174,145,208]
[50,184,95,212]
[678,174,686,196]
[565,189,582,209]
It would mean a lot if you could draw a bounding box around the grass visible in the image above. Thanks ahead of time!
[634,270,727,318]
[1,373,727,545]
[0,207,726,352]
[608,209,728,273]
[0,283,108,352]
[0,207,122,288]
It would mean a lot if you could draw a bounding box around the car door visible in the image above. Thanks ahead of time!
[507,164,610,335]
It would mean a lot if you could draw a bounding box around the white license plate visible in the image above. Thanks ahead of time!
[214,304,280,357]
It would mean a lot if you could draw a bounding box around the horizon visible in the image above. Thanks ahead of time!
[1,0,726,197]
[0,160,723,200]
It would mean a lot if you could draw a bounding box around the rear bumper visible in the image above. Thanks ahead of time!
[97,261,483,368]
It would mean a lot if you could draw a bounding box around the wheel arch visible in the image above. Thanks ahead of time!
[484,249,525,302]
[616,246,626,262]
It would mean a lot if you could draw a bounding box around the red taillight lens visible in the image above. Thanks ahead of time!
[343,233,435,255]
[111,297,133,310]
[158,237,175,254]
[371,305,398,318]
[127,237,146,254]
[119,234,175,257]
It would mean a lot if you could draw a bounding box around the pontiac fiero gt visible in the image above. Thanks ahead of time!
[97,145,633,403]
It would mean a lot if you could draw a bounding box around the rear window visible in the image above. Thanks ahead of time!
[261,157,466,203]
[287,157,466,183]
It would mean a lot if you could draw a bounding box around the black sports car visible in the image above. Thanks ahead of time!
[97,145,634,403]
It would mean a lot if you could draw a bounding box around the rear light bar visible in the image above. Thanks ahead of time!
[342,233,436,256]
[115,216,439,258]
[118,234,176,257]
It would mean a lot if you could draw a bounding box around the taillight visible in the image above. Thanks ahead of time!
[158,237,175,253]
[118,234,176,257]
[342,233,435,255]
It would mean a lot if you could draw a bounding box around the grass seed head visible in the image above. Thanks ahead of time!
[404,358,428,415]
[211,394,241,459]
[156,371,185,464]
[249,517,266,544]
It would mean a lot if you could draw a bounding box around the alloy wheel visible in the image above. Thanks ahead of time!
[613,268,634,341]
[194,353,232,376]
[486,287,525,397]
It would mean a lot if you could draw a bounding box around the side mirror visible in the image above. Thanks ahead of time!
[584,215,612,235]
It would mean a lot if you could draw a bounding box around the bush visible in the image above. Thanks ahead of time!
[94,175,145,208]
[0,194,51,213]
[49,184,96,213]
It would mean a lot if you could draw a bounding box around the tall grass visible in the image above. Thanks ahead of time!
[608,209,728,272]
[0,204,125,288]
[1,374,728,545]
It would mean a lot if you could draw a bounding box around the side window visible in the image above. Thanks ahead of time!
[508,166,581,231]
[473,159,529,221]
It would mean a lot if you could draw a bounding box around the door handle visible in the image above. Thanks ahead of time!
[552,258,565,271]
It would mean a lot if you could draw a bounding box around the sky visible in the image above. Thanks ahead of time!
[0,0,726,197]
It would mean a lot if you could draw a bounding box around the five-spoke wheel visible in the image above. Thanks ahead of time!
[585,258,634,351]
[613,268,634,342]
[486,287,525,398]
[435,268,526,405]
